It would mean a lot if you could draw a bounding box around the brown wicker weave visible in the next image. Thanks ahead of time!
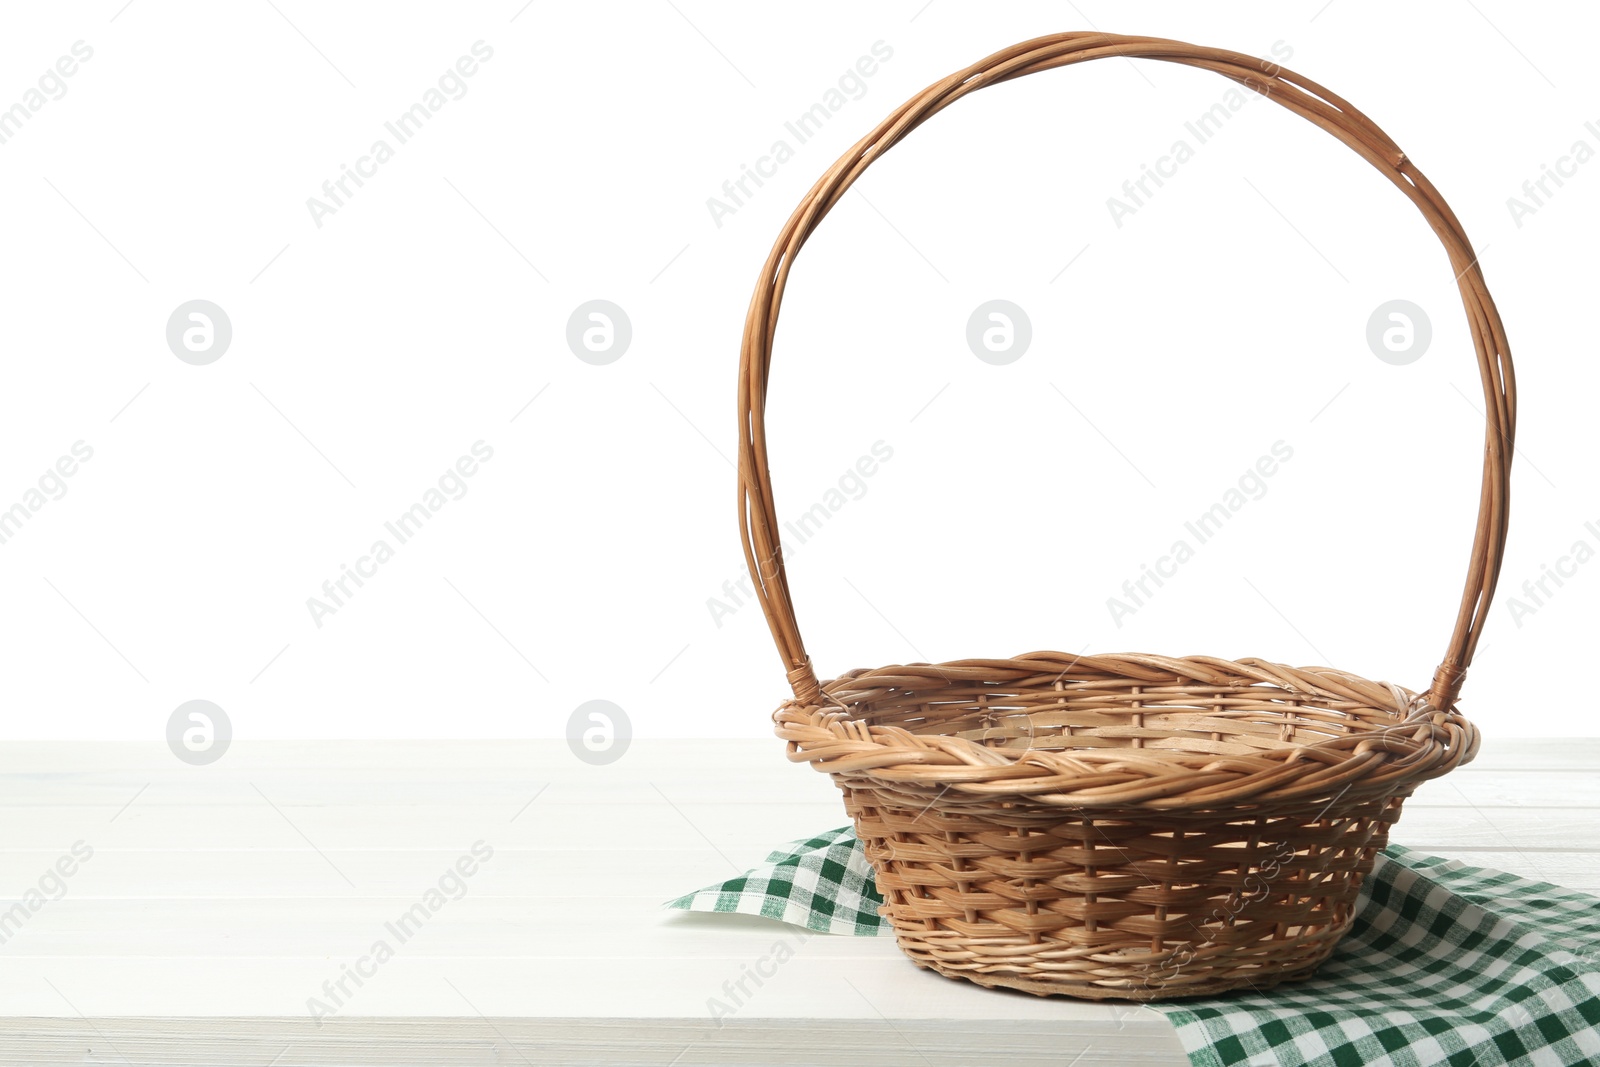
[736,33,1514,1001]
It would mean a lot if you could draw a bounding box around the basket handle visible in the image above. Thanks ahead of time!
[737,32,1515,713]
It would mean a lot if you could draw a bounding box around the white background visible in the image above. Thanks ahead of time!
[0,0,1593,742]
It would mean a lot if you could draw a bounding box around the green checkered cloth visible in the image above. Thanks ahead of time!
[667,826,886,936]
[668,829,1600,1067]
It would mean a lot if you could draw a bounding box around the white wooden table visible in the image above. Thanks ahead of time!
[1,739,1595,1065]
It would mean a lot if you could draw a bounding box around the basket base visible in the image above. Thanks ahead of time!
[901,936,1342,1002]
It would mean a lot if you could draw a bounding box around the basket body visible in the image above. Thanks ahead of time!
[774,654,1473,1000]
[842,785,1402,1000]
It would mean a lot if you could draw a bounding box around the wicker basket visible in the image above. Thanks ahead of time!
[735,33,1514,1001]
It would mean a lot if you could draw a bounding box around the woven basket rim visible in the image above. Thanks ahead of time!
[773,651,1478,812]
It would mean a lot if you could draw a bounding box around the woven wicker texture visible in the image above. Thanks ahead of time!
[736,33,1514,1000]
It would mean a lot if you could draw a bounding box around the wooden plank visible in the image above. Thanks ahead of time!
[0,1017,1190,1067]
[0,847,739,899]
[0,954,1161,1023]
[1390,805,1600,851]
